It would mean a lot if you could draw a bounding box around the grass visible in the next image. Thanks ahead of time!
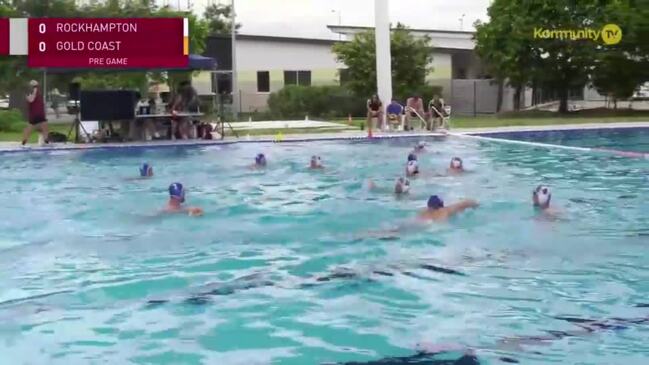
[335,112,649,130]
[0,123,72,142]
[2,109,647,143]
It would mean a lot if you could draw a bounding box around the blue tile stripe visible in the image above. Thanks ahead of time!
[0,133,448,155]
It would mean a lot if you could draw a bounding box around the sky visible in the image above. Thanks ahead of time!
[163,0,491,39]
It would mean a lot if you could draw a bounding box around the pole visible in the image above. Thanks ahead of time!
[338,10,342,41]
[374,0,392,131]
[231,0,239,121]
[473,80,477,117]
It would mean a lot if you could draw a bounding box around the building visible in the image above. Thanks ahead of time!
[199,25,493,115]
[198,25,607,116]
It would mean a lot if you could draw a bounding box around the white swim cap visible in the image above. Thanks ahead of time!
[533,185,551,207]
[406,160,419,175]
[311,155,322,167]
[450,157,463,169]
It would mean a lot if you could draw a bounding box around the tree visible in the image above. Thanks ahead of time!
[203,3,239,35]
[332,24,432,100]
[591,0,649,108]
[476,0,605,113]
[475,2,535,111]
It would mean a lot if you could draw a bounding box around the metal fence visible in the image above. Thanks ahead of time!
[450,79,500,116]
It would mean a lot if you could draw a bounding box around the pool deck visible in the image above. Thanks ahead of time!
[1,121,647,153]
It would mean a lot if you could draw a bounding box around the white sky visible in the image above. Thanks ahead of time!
[166,0,491,39]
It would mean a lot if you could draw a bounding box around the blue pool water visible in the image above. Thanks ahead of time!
[474,127,649,153]
[0,136,648,364]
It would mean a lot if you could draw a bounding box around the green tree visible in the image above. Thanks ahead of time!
[203,3,239,35]
[591,0,649,108]
[332,24,432,100]
[476,0,606,113]
[474,1,535,111]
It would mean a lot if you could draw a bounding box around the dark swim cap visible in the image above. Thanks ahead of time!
[140,162,152,177]
[169,182,185,202]
[255,153,267,166]
[408,153,417,162]
[427,195,444,210]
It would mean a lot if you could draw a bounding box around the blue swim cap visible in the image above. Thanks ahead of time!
[255,153,266,166]
[169,182,185,202]
[408,153,417,162]
[427,195,444,209]
[140,163,152,177]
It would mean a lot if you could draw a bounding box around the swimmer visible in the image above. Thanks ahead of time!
[533,184,560,218]
[309,155,324,169]
[366,177,411,196]
[250,153,267,169]
[413,141,426,153]
[394,177,410,194]
[448,157,464,174]
[407,153,417,162]
[124,162,153,181]
[417,195,478,221]
[139,162,153,177]
[163,182,203,216]
[406,160,419,177]
[532,184,551,210]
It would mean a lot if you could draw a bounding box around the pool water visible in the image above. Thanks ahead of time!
[475,127,649,153]
[0,137,647,365]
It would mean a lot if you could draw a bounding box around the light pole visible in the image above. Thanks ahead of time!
[459,13,466,31]
[331,9,342,40]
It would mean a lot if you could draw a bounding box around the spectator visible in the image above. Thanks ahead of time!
[21,80,48,146]
[169,81,197,140]
[366,94,383,131]
[428,95,445,130]
[405,95,425,131]
[386,99,403,130]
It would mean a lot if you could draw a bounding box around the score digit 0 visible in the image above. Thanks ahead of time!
[39,42,46,52]
[39,23,46,34]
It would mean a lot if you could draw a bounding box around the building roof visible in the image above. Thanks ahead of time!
[327,25,475,50]
[236,34,338,45]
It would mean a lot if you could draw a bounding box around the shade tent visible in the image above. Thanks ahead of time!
[42,54,217,73]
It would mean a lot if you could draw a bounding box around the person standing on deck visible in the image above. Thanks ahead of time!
[21,80,49,146]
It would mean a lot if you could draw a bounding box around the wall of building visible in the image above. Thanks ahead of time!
[198,36,482,114]
[235,39,342,112]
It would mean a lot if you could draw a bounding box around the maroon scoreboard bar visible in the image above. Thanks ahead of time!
[27,18,188,68]
[0,18,8,55]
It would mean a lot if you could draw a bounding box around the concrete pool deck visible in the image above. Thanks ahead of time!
[0,121,647,153]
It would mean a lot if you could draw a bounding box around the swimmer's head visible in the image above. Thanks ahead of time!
[415,141,426,151]
[255,153,267,166]
[139,162,153,177]
[407,153,417,162]
[533,185,551,208]
[450,157,463,170]
[427,195,444,210]
[169,182,185,203]
[310,155,323,168]
[406,160,419,175]
[394,177,410,194]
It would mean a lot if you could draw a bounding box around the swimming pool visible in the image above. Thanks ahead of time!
[0,136,647,364]
[473,126,649,153]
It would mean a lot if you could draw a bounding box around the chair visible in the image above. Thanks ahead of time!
[429,103,451,130]
[404,106,427,130]
[386,103,404,131]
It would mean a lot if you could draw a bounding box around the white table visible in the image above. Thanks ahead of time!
[132,113,205,140]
